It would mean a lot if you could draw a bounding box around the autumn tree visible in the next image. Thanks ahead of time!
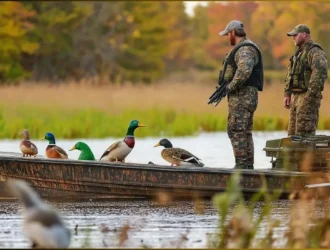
[0,1,38,81]
[22,1,90,81]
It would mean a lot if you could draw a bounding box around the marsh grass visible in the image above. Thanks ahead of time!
[0,80,329,138]
[208,160,330,249]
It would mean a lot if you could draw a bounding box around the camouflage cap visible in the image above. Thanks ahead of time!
[287,24,310,36]
[219,20,244,36]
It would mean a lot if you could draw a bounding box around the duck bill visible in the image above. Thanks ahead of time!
[138,123,146,127]
[69,146,75,151]
[154,142,160,147]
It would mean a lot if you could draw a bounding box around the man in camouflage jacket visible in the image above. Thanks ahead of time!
[284,24,328,136]
[219,20,263,170]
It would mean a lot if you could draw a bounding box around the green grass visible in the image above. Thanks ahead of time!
[2,105,330,139]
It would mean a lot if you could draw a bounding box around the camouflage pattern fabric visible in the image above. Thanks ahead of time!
[227,38,259,92]
[288,92,321,136]
[227,38,259,167]
[285,40,328,136]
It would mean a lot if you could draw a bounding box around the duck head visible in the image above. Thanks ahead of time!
[42,132,56,144]
[20,129,30,140]
[126,120,145,136]
[70,142,89,152]
[154,138,173,148]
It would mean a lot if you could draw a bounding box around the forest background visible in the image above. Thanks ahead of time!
[0,1,329,139]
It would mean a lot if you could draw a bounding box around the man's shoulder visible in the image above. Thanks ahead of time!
[308,45,327,64]
[236,43,259,59]
[309,46,325,56]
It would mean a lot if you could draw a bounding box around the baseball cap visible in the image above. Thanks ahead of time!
[287,24,310,36]
[219,20,244,36]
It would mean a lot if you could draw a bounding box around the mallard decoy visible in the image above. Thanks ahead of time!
[154,138,204,167]
[100,120,145,162]
[7,179,71,248]
[69,142,95,160]
[42,132,68,159]
[19,129,38,157]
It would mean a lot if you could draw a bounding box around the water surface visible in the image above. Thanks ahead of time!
[0,131,291,169]
[1,131,329,248]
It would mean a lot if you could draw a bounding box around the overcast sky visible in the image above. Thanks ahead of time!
[184,1,208,16]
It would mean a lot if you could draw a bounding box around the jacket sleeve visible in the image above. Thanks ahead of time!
[284,59,292,97]
[307,47,328,97]
[227,46,258,92]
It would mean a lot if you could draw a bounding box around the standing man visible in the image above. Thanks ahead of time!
[284,24,328,136]
[218,20,263,170]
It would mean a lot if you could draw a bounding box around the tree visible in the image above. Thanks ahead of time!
[189,4,215,70]
[0,2,38,81]
[161,1,192,72]
[22,1,89,81]
[205,2,257,64]
[115,1,169,83]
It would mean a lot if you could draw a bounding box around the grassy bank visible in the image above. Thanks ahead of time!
[0,107,293,139]
[0,80,329,139]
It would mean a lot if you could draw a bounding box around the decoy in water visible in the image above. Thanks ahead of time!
[7,179,71,248]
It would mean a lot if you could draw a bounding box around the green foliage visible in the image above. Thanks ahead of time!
[0,104,314,139]
[0,2,38,81]
[22,1,90,81]
[116,2,168,83]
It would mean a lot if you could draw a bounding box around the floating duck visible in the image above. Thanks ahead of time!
[7,179,71,248]
[41,132,68,159]
[154,138,204,167]
[69,142,95,160]
[19,129,38,157]
[100,120,145,162]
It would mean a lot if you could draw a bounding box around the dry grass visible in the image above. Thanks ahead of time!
[0,81,329,119]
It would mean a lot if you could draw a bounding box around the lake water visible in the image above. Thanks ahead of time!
[0,131,329,248]
[0,131,293,169]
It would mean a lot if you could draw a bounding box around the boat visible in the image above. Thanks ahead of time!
[1,135,329,200]
[0,151,307,200]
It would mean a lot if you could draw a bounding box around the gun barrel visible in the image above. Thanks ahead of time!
[207,82,228,106]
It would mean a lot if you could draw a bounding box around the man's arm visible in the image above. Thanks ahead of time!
[227,46,258,92]
[283,61,292,109]
[306,47,328,99]
[284,60,292,98]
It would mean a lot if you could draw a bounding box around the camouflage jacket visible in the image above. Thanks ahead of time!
[284,40,328,99]
[227,37,259,92]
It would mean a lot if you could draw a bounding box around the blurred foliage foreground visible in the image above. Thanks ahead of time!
[81,171,330,248]
[208,172,330,248]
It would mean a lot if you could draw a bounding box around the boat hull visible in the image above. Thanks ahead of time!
[0,152,308,200]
